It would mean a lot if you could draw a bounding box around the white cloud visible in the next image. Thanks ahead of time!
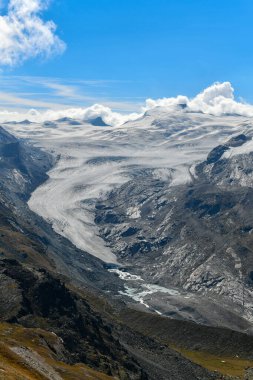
[144,82,253,117]
[0,103,141,126]
[0,82,253,126]
[0,0,65,66]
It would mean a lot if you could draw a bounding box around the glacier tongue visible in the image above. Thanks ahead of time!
[3,110,253,262]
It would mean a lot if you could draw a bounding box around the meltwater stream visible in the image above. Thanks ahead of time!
[109,268,190,315]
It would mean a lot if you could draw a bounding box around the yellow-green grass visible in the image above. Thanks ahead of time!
[0,226,54,269]
[0,322,113,380]
[117,308,253,379]
[173,346,253,379]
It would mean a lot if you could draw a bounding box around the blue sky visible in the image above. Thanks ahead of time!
[1,0,253,112]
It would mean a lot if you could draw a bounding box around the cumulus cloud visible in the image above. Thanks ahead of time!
[33,104,141,126]
[144,82,253,117]
[0,82,253,126]
[0,0,65,66]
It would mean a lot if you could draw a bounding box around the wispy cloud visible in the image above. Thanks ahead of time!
[0,91,70,109]
[0,0,65,66]
[0,75,144,112]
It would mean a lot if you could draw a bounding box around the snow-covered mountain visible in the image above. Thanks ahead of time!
[4,109,249,260]
[4,82,253,331]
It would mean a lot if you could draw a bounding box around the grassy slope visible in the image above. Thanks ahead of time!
[173,347,253,379]
[67,283,253,379]
[0,322,112,380]
[115,308,253,379]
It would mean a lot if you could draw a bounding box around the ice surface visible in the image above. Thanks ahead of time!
[4,110,252,262]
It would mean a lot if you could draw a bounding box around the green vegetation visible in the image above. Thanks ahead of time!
[173,346,253,379]
[0,322,113,380]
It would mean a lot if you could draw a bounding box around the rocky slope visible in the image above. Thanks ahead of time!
[0,322,113,380]
[0,125,236,379]
[95,130,253,331]
[0,259,147,379]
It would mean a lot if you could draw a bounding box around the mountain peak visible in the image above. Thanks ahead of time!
[88,116,110,127]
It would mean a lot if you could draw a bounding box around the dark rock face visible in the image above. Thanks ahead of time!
[56,117,82,125]
[121,227,139,237]
[196,133,253,188]
[206,134,250,165]
[88,117,109,127]
[227,133,250,147]
[0,259,145,379]
[206,145,230,164]
[0,126,53,200]
[95,210,123,224]
[0,259,225,380]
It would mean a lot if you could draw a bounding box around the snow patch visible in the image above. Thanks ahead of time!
[127,206,141,219]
